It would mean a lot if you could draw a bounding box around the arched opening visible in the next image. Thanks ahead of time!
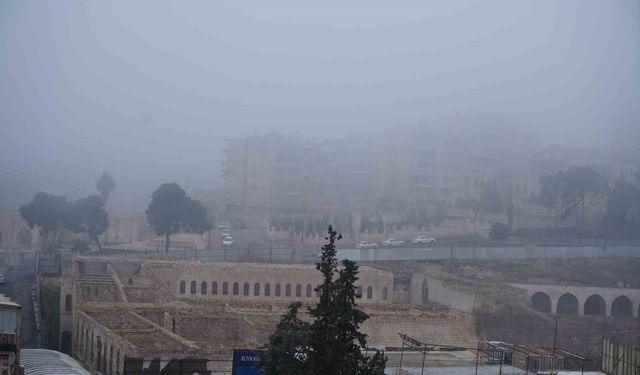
[275,283,281,296]
[65,294,73,312]
[383,287,388,301]
[212,282,218,295]
[222,282,229,295]
[422,279,429,305]
[306,284,312,298]
[366,286,373,300]
[295,284,302,297]
[265,283,271,296]
[243,282,250,296]
[179,281,186,294]
[233,282,239,295]
[200,281,207,294]
[584,294,606,316]
[356,286,363,298]
[285,284,292,297]
[190,281,197,294]
[611,295,632,317]
[556,293,578,315]
[531,292,551,313]
[254,283,260,296]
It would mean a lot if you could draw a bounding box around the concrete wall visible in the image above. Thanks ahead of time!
[409,273,476,314]
[339,245,640,262]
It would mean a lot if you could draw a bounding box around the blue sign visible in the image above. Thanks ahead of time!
[232,349,265,375]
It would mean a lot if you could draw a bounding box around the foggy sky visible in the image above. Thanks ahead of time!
[1,0,639,212]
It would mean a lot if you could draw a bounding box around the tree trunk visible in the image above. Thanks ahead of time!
[94,236,103,252]
[165,232,171,252]
[42,231,49,252]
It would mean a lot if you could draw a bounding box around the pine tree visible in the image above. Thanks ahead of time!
[262,225,386,375]
[262,303,311,375]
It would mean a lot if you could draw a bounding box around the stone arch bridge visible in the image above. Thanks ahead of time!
[511,283,640,318]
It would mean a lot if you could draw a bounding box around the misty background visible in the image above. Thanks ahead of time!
[1,0,639,213]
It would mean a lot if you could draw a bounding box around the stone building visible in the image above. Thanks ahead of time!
[60,257,475,374]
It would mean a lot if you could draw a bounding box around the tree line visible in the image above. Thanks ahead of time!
[19,173,212,252]
[538,165,640,238]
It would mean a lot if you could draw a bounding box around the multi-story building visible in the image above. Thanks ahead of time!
[222,125,539,233]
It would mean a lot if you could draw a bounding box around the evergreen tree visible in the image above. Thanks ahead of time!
[262,225,386,375]
[262,303,311,375]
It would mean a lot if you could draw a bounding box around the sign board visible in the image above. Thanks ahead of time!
[232,349,265,375]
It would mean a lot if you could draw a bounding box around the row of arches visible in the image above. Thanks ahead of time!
[178,280,389,301]
[75,319,122,375]
[531,292,637,317]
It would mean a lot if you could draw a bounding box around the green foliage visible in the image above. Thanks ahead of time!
[489,222,509,241]
[96,171,115,203]
[146,183,212,250]
[262,226,386,375]
[601,180,640,238]
[262,303,311,375]
[20,193,68,250]
[539,166,608,228]
[63,195,109,249]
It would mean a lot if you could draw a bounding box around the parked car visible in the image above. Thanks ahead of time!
[0,273,5,285]
[218,224,230,231]
[411,236,436,244]
[222,236,235,247]
[355,241,379,249]
[382,238,406,247]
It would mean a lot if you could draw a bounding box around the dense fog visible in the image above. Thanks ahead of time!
[1,0,639,212]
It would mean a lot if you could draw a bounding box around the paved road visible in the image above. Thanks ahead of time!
[0,263,37,348]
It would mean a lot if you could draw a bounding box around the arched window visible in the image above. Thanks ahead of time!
[275,284,281,296]
[65,294,73,311]
[356,286,363,298]
[201,281,207,294]
[366,286,373,300]
[190,281,197,294]
[265,283,271,296]
[244,282,250,296]
[212,282,218,295]
[382,287,388,301]
[233,282,239,295]
[306,284,312,297]
[254,283,260,296]
[222,282,229,295]
[531,292,551,313]
[285,284,292,297]
[295,284,302,297]
[179,281,186,294]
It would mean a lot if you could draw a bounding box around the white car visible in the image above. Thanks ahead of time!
[382,238,406,247]
[355,241,379,249]
[411,236,437,244]
[222,236,235,247]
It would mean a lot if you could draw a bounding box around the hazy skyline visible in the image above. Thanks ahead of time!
[1,0,639,212]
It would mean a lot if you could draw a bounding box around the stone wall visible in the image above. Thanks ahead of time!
[153,261,394,305]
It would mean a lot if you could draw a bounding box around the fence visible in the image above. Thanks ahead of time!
[602,338,640,375]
